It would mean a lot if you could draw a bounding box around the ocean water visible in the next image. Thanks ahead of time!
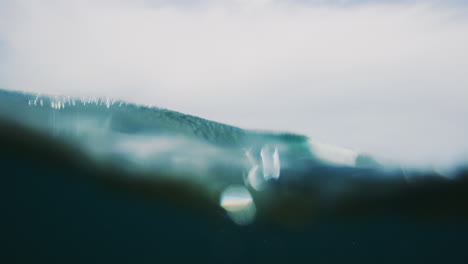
[1,89,468,263]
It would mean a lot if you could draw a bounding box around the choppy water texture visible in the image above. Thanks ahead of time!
[1,89,468,263]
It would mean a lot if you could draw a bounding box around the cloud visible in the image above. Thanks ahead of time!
[1,0,468,166]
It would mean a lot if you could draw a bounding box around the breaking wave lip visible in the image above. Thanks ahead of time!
[1,88,468,226]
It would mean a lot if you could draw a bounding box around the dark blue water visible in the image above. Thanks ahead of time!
[1,89,468,263]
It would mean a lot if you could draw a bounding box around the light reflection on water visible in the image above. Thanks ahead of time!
[220,185,256,226]
[261,144,280,180]
[245,144,281,191]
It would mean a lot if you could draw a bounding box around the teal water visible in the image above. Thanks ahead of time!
[1,89,468,263]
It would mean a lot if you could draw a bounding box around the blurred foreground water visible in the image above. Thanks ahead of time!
[1,89,468,263]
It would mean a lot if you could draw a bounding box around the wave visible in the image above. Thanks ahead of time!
[1,88,468,227]
[3,88,468,263]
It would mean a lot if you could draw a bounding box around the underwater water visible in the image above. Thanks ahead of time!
[1,88,468,263]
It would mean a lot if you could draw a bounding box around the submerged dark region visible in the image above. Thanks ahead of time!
[1,89,468,263]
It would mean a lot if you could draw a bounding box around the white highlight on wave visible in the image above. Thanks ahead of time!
[245,145,281,190]
[309,140,359,167]
[28,95,119,109]
[261,144,280,180]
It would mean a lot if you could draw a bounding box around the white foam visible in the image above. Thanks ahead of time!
[309,140,359,167]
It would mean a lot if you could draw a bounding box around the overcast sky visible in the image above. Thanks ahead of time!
[0,0,467,167]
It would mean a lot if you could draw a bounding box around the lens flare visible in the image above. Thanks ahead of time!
[220,185,256,225]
